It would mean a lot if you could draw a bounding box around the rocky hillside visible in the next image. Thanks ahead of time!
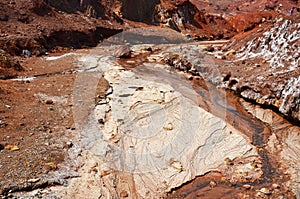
[216,16,300,122]
[2,0,293,58]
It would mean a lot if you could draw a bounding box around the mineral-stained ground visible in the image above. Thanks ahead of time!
[0,0,300,198]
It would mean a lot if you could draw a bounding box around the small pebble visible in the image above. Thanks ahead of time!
[210,181,217,188]
[120,190,129,198]
[243,184,251,189]
[27,178,40,183]
[272,183,280,189]
[45,99,54,104]
[5,145,20,151]
[66,141,73,148]
[259,187,271,195]
[163,123,173,131]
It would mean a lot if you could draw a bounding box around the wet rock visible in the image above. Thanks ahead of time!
[241,101,300,197]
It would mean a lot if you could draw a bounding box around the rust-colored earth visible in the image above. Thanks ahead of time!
[1,0,300,198]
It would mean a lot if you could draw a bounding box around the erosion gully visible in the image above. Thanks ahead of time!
[117,43,295,198]
[5,41,297,198]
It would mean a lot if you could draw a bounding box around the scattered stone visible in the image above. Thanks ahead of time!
[163,123,173,131]
[5,145,20,151]
[243,184,251,189]
[145,47,153,52]
[66,141,73,148]
[224,157,234,165]
[120,190,129,198]
[169,159,184,172]
[22,50,32,57]
[45,99,54,104]
[27,178,40,183]
[5,104,11,109]
[210,181,217,188]
[256,191,264,198]
[259,187,271,195]
[272,183,280,189]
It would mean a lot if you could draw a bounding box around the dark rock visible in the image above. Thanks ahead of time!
[36,48,47,56]
[98,119,105,125]
[229,79,238,87]
[22,50,32,57]
[223,72,231,82]
[145,47,153,52]
[0,144,4,151]
[17,14,30,24]
[45,99,54,104]
[0,14,9,21]
[205,46,215,52]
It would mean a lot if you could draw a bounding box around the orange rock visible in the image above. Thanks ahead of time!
[5,145,20,151]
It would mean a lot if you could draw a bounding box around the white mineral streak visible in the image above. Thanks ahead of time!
[237,19,300,70]
[279,76,300,119]
[44,52,76,61]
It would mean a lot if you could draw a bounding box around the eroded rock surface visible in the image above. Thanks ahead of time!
[70,45,261,198]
